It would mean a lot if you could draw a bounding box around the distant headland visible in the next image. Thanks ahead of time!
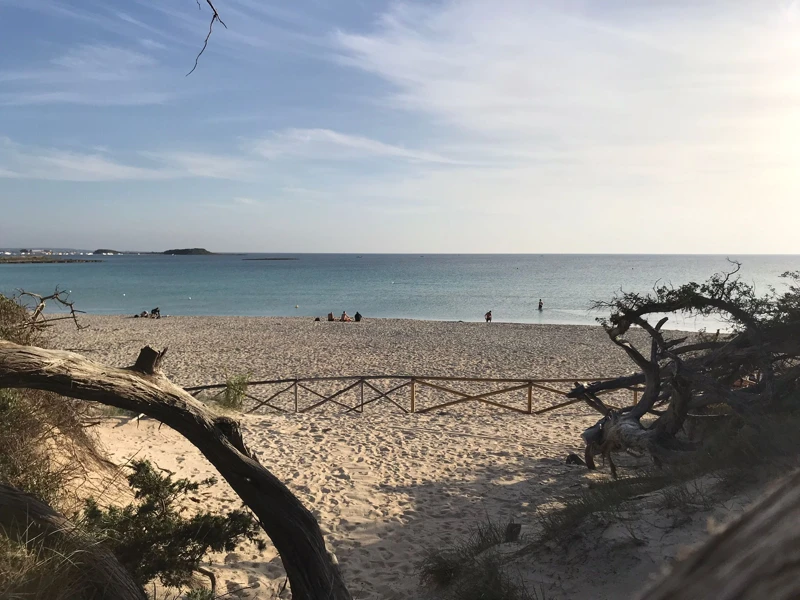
[91,248,216,255]
[162,248,214,255]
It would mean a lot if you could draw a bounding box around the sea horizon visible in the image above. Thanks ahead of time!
[3,249,799,256]
[2,253,797,330]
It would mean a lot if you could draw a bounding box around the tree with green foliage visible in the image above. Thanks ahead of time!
[81,459,265,590]
[571,263,800,476]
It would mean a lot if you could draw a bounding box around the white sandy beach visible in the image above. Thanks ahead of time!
[50,316,748,599]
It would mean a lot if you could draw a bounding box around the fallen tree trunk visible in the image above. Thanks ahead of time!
[637,469,800,600]
[0,482,147,600]
[0,341,352,600]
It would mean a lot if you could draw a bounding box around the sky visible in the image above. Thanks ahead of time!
[0,0,799,253]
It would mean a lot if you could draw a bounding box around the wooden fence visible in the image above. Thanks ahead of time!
[185,375,641,416]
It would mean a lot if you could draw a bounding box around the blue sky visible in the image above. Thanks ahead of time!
[1,0,799,252]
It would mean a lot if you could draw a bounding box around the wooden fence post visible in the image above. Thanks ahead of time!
[633,388,639,405]
[410,379,416,413]
[294,379,299,413]
[527,382,533,414]
[359,379,364,413]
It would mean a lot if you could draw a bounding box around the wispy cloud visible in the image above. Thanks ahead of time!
[0,137,170,182]
[334,1,800,167]
[140,151,260,181]
[139,38,168,51]
[128,0,326,63]
[51,44,155,79]
[0,0,184,48]
[318,0,800,241]
[0,43,172,106]
[0,138,258,182]
[3,0,800,252]
[0,91,171,107]
[201,196,269,210]
[253,128,462,164]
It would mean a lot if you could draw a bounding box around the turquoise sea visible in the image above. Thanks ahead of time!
[1,254,797,329]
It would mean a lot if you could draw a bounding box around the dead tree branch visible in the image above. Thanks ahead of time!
[0,341,352,600]
[187,0,227,76]
[572,268,800,476]
[15,288,86,332]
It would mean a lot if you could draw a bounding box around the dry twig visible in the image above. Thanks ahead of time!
[187,0,227,76]
[16,288,86,332]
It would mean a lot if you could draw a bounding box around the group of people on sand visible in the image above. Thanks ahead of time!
[317,311,362,322]
[134,307,161,319]
[484,299,543,323]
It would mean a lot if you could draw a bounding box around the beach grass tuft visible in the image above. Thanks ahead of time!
[419,516,543,599]
[219,373,250,411]
[0,534,107,600]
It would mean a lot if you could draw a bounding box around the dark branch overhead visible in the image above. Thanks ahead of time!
[187,0,227,76]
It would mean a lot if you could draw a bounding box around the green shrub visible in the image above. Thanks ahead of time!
[80,459,265,589]
[218,373,250,411]
[185,589,215,600]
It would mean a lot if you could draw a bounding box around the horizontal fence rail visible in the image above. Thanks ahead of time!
[185,376,643,416]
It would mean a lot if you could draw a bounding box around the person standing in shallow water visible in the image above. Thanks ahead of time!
[485,311,492,323]
[538,299,543,311]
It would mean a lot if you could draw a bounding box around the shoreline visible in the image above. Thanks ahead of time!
[46,311,707,331]
[50,315,661,388]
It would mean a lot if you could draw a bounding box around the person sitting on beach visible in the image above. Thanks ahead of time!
[354,311,362,322]
[341,311,352,322]
[151,307,161,319]
[485,310,492,323]
[327,312,335,322]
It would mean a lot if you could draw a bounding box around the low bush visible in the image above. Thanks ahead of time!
[219,373,250,411]
[80,459,265,589]
[185,589,215,600]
